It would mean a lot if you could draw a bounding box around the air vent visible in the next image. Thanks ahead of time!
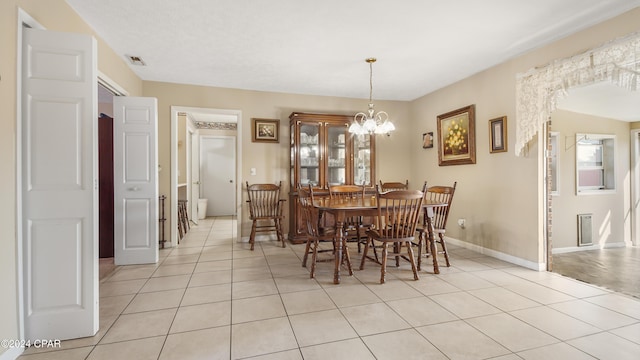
[577,214,593,246]
[126,55,146,66]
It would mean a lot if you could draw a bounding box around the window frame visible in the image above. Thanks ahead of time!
[575,133,616,195]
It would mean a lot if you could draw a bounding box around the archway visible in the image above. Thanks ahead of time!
[514,31,640,270]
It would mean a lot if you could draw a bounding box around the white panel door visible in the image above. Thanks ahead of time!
[22,28,98,341]
[201,136,236,216]
[113,97,158,265]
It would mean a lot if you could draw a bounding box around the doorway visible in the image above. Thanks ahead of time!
[171,106,243,246]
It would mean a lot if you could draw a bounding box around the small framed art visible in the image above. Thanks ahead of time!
[489,116,507,153]
[252,118,279,143]
[422,132,433,148]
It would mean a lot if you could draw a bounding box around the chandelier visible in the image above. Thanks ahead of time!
[348,58,395,135]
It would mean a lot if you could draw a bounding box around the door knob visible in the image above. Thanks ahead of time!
[128,186,140,191]
[229,180,233,183]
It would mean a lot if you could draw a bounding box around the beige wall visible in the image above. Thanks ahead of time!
[551,110,631,249]
[408,7,640,265]
[141,81,412,239]
[0,0,142,356]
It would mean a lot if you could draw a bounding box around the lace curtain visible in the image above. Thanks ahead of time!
[515,32,640,156]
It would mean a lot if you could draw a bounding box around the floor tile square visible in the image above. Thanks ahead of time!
[510,306,601,340]
[232,294,286,323]
[100,308,176,344]
[181,283,231,306]
[188,270,232,287]
[170,301,231,333]
[300,338,375,360]
[289,309,358,347]
[232,278,278,299]
[281,289,336,315]
[386,296,458,326]
[160,326,230,360]
[430,291,502,319]
[274,274,322,293]
[123,288,183,313]
[324,284,381,308]
[465,313,559,352]
[231,317,298,359]
[417,320,510,360]
[517,342,597,360]
[340,302,410,336]
[364,328,448,360]
[567,332,640,360]
[87,336,164,360]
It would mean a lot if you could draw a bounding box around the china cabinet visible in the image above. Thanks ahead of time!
[288,112,376,242]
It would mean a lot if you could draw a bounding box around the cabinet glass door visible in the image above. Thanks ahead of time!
[299,123,320,187]
[326,124,347,186]
[353,134,372,186]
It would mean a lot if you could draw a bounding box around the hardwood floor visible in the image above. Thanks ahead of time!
[552,246,640,299]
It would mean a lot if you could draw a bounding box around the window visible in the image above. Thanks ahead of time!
[576,133,615,194]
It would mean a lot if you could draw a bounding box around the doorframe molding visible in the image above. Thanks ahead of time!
[631,129,640,247]
[170,106,242,246]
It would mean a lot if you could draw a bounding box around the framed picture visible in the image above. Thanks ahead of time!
[252,118,279,143]
[437,105,476,166]
[489,116,507,153]
[422,132,433,148]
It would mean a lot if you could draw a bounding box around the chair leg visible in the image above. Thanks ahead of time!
[439,234,451,267]
[417,231,424,271]
[406,241,419,281]
[310,238,319,279]
[359,237,371,270]
[302,236,311,268]
[394,242,400,267]
[276,219,286,248]
[380,243,389,284]
[249,220,257,251]
[342,238,353,276]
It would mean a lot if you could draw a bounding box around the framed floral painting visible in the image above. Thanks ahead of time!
[436,105,476,166]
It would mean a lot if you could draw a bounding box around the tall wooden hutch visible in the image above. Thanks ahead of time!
[288,112,376,242]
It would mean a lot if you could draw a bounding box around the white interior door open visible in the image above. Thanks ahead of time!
[201,136,236,216]
[113,97,159,265]
[21,28,98,341]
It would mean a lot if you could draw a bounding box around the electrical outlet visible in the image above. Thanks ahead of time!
[457,218,466,228]
[250,168,256,176]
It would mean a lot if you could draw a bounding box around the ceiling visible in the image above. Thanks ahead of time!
[72,0,640,119]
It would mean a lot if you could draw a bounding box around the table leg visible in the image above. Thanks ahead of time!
[334,215,344,284]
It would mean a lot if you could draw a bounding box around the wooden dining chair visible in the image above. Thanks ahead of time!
[416,182,457,269]
[246,181,286,250]
[379,180,409,192]
[299,184,351,278]
[360,183,427,283]
[328,184,368,252]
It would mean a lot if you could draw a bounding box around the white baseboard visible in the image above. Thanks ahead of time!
[552,241,628,254]
[0,346,24,360]
[445,237,545,271]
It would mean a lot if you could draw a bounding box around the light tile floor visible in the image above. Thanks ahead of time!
[19,216,640,359]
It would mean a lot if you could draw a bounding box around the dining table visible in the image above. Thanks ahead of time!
[312,195,448,284]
